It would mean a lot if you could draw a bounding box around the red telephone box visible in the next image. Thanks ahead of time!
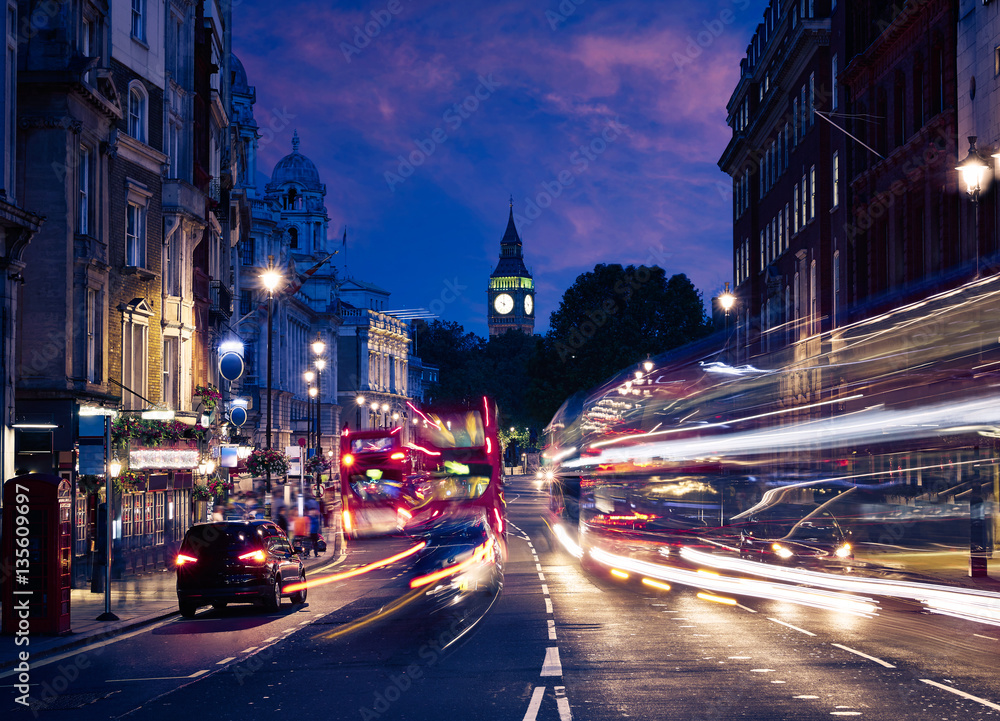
[2,474,72,634]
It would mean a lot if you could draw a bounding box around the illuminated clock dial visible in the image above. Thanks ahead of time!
[494,293,514,315]
[524,294,533,315]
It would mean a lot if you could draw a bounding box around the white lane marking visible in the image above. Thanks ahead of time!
[540,647,563,676]
[548,620,557,640]
[974,633,998,641]
[736,603,758,613]
[678,625,695,628]
[188,670,209,678]
[830,643,895,669]
[521,686,546,721]
[262,636,278,643]
[536,563,543,572]
[107,675,194,682]
[750,669,775,673]
[555,685,572,721]
[794,695,820,699]
[830,713,862,716]
[541,584,549,595]
[545,598,553,614]
[729,656,753,660]
[920,679,1000,711]
[539,572,546,581]
[0,617,176,680]
[771,680,786,684]
[768,618,816,636]
[240,646,258,653]
[216,657,236,665]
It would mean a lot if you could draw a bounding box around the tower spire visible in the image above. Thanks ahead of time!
[292,130,300,153]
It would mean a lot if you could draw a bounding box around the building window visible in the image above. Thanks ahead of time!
[240,289,252,316]
[784,204,790,250]
[784,124,790,165]
[759,230,765,270]
[78,146,90,235]
[809,165,816,220]
[126,201,146,267]
[128,84,147,143]
[833,248,840,328]
[165,229,181,296]
[793,98,799,145]
[800,85,807,136]
[794,186,800,232]
[832,54,838,110]
[832,152,839,208]
[801,174,807,226]
[809,72,815,126]
[893,76,906,147]
[163,336,178,409]
[288,226,298,249]
[241,237,255,266]
[131,0,145,41]
[122,319,148,411]
[809,259,817,336]
[86,288,100,384]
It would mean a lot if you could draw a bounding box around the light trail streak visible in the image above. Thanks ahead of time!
[284,541,425,593]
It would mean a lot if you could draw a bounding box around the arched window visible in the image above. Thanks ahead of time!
[128,82,147,143]
[288,226,298,249]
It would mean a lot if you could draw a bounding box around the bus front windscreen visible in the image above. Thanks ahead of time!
[417,412,485,448]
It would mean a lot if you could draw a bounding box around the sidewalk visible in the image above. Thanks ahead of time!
[852,545,1000,592]
[0,546,343,670]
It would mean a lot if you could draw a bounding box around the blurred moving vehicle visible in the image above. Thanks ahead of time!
[738,506,853,566]
[340,428,413,538]
[401,398,506,559]
[175,520,307,617]
[291,532,327,556]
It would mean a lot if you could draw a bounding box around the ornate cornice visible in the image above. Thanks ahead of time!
[18,114,82,134]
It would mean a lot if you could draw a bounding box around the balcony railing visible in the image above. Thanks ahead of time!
[210,280,232,320]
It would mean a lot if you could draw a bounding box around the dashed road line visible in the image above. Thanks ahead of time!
[541,584,549,595]
[539,572,546,581]
[262,636,278,643]
[554,685,572,721]
[540,647,563,676]
[831,644,895,669]
[216,657,235,665]
[536,563,543,572]
[545,598,553,614]
[521,686,546,721]
[240,646,257,654]
[736,603,758,613]
[767,618,816,636]
[974,633,997,641]
[920,679,1000,711]
[548,619,557,640]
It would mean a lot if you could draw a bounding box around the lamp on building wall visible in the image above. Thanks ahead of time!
[958,137,990,278]
[260,258,282,514]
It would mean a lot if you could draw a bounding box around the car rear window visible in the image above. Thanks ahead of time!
[181,523,265,554]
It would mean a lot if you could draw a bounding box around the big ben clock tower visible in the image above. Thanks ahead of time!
[488,200,535,336]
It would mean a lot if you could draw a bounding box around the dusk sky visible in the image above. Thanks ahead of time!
[235,0,768,336]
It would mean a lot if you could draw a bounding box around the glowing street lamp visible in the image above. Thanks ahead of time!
[260,257,282,514]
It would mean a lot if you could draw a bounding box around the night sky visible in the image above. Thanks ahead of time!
[235,0,768,335]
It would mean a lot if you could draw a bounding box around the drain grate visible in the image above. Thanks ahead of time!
[26,690,120,712]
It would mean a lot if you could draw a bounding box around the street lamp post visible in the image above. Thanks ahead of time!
[312,334,326,496]
[260,259,282,516]
[381,403,389,429]
[304,370,315,449]
[720,282,736,364]
[355,395,366,430]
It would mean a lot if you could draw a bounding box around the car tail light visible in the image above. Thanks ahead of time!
[175,553,197,566]
[342,454,354,467]
[238,550,266,563]
[391,452,405,460]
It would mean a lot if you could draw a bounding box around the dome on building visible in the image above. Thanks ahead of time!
[271,131,322,189]
[232,54,250,95]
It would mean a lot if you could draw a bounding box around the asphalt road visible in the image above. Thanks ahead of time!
[5,476,1000,720]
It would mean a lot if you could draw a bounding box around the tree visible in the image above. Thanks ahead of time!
[411,320,485,405]
[527,264,712,425]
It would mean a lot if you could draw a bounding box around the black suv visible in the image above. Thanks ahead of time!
[176,520,306,617]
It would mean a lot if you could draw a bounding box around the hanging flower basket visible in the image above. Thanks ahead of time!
[207,477,232,497]
[112,416,207,447]
[191,483,213,500]
[194,384,223,412]
[305,455,331,474]
[245,448,290,477]
[113,470,146,494]
[77,475,104,496]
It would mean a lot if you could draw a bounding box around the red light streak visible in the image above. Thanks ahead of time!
[284,541,426,593]
[482,396,490,426]
[407,443,441,456]
[175,553,197,566]
[409,539,495,589]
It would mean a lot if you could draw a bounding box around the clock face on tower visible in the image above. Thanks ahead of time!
[494,293,514,315]
[524,294,533,316]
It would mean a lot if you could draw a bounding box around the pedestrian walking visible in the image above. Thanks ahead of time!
[309,509,321,557]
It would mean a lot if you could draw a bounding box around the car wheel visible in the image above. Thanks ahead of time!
[179,601,198,618]
[291,571,307,604]
[263,574,281,611]
[212,600,227,610]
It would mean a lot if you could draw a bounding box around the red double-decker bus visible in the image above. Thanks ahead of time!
[339,427,413,538]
